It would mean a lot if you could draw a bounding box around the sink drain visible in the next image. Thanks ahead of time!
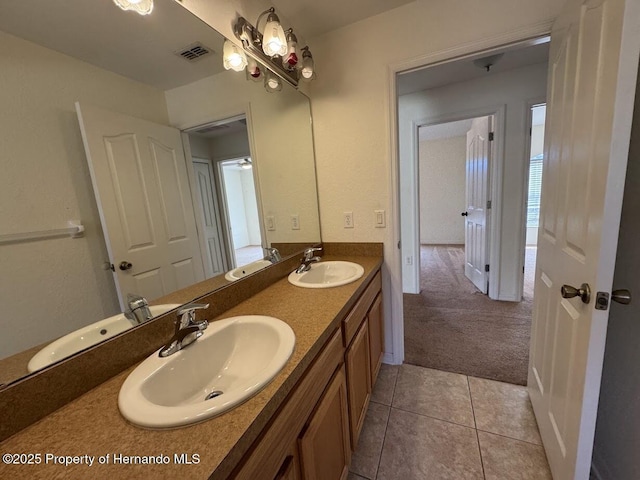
[205,390,224,401]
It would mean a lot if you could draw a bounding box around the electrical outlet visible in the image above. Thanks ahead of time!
[406,256,413,265]
[291,214,300,230]
[374,209,386,228]
[343,211,354,228]
[266,216,275,231]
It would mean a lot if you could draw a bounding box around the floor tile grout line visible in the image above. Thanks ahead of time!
[475,428,543,447]
[468,375,487,480]
[389,405,477,431]
[373,400,394,480]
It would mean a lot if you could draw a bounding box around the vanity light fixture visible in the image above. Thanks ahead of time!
[223,39,248,72]
[113,0,154,15]
[232,7,316,89]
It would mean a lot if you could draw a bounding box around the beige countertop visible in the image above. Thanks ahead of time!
[0,255,382,480]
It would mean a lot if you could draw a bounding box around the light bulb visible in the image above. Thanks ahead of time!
[223,40,247,72]
[264,71,282,92]
[283,29,300,68]
[262,13,287,57]
[300,47,315,80]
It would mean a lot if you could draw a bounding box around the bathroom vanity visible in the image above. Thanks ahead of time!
[0,245,384,480]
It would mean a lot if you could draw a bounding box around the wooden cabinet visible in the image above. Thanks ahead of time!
[345,319,371,449]
[233,266,384,480]
[274,446,301,480]
[299,366,351,480]
[367,293,384,384]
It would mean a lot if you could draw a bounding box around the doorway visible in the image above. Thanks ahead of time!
[185,115,265,271]
[219,158,263,266]
[397,39,549,386]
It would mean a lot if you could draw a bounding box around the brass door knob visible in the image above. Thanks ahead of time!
[611,289,631,305]
[119,261,133,271]
[561,283,591,304]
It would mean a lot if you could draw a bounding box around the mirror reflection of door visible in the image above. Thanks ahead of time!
[219,158,263,267]
[185,115,264,269]
[192,158,228,277]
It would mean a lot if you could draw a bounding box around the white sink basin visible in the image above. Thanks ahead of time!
[27,304,180,373]
[118,315,295,429]
[288,261,365,288]
[224,259,272,281]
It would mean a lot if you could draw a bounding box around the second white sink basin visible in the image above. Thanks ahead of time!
[288,261,364,288]
[27,304,180,373]
[118,315,295,429]
[224,259,272,281]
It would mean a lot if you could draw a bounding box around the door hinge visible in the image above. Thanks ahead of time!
[486,200,492,209]
[397,241,401,249]
[488,131,494,141]
[485,264,490,272]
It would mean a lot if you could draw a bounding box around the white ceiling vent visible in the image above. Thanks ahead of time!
[175,42,214,62]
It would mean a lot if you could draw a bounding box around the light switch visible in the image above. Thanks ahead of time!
[266,216,275,231]
[374,209,386,228]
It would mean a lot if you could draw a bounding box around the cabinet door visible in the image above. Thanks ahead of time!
[345,319,371,449]
[368,293,384,385]
[299,366,351,480]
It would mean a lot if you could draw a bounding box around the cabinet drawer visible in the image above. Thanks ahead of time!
[343,271,381,347]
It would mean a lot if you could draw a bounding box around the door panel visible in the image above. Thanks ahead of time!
[528,0,640,478]
[77,103,206,308]
[193,159,227,277]
[464,116,491,293]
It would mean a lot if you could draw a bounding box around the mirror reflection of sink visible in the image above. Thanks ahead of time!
[118,315,295,429]
[224,259,272,282]
[27,304,180,373]
[288,261,365,288]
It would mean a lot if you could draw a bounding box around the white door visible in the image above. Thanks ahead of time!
[76,103,206,308]
[193,159,228,277]
[528,0,640,478]
[464,116,491,293]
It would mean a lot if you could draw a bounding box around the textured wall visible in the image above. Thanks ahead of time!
[1,31,169,359]
[419,136,466,244]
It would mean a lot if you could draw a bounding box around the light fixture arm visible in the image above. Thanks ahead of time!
[234,16,298,87]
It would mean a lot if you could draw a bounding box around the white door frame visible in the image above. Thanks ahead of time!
[405,106,504,299]
[386,25,553,365]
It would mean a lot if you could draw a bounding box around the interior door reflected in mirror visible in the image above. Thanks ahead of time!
[186,116,265,273]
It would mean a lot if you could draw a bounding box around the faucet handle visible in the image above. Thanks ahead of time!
[303,247,322,260]
[177,303,209,328]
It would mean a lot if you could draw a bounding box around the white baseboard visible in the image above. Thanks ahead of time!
[383,352,402,365]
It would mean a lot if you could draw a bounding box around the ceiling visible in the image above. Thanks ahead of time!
[398,39,550,96]
[0,0,226,90]
[272,0,415,39]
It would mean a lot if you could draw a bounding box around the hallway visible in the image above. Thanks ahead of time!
[403,245,535,385]
[348,364,551,480]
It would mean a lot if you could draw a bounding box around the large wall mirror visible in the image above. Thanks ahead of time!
[0,0,320,386]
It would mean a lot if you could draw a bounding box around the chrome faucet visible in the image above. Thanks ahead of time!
[264,247,282,264]
[124,293,152,325]
[295,247,322,274]
[159,303,209,358]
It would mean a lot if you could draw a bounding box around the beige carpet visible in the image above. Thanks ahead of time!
[404,245,535,386]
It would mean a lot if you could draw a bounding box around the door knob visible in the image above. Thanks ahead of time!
[461,212,468,217]
[611,289,631,305]
[561,283,591,304]
[119,261,133,271]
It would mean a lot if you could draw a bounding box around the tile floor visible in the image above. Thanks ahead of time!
[348,364,552,480]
